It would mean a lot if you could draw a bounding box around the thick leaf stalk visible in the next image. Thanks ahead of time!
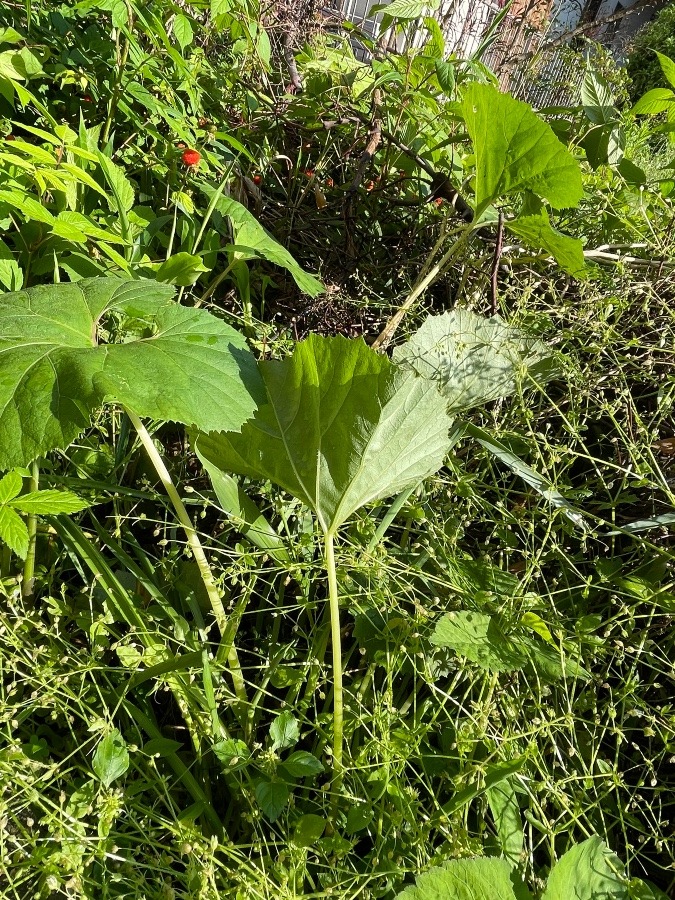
[325,530,344,775]
[126,408,247,705]
[21,459,40,599]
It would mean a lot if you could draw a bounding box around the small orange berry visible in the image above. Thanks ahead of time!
[181,148,201,167]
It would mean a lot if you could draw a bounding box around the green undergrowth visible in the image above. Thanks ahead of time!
[0,1,674,898]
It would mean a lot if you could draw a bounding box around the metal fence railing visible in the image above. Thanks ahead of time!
[324,0,586,109]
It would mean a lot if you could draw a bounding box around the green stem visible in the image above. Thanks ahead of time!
[372,223,474,350]
[325,530,343,776]
[21,459,40,600]
[101,9,131,146]
[125,408,248,705]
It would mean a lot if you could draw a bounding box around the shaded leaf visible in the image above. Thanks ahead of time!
[0,238,22,291]
[431,611,526,672]
[201,187,323,297]
[255,779,290,822]
[293,813,326,847]
[196,448,288,562]
[487,775,524,867]
[435,59,455,94]
[464,424,588,529]
[196,335,453,535]
[431,611,587,681]
[461,82,583,211]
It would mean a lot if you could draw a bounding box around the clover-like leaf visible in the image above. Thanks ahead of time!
[0,277,263,469]
[393,310,559,412]
[462,82,583,212]
[195,335,453,535]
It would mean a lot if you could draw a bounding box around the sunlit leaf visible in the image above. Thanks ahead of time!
[396,857,521,900]
[92,728,130,787]
[461,82,583,211]
[542,836,628,900]
[0,277,263,468]
[393,310,560,411]
[196,335,453,534]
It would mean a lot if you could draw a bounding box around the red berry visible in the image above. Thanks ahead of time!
[181,148,201,167]
[253,174,262,185]
[5,134,15,141]
[83,95,92,103]
[304,169,314,178]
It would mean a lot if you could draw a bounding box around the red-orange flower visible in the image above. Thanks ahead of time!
[181,148,201,167]
[304,169,314,178]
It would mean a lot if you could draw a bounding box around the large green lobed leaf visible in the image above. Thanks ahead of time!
[0,277,263,469]
[195,335,453,534]
[461,83,583,212]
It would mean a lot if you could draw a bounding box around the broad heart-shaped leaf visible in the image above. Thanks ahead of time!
[396,857,521,900]
[507,197,586,278]
[393,310,559,413]
[542,836,628,900]
[195,335,453,535]
[0,277,263,469]
[461,82,583,213]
